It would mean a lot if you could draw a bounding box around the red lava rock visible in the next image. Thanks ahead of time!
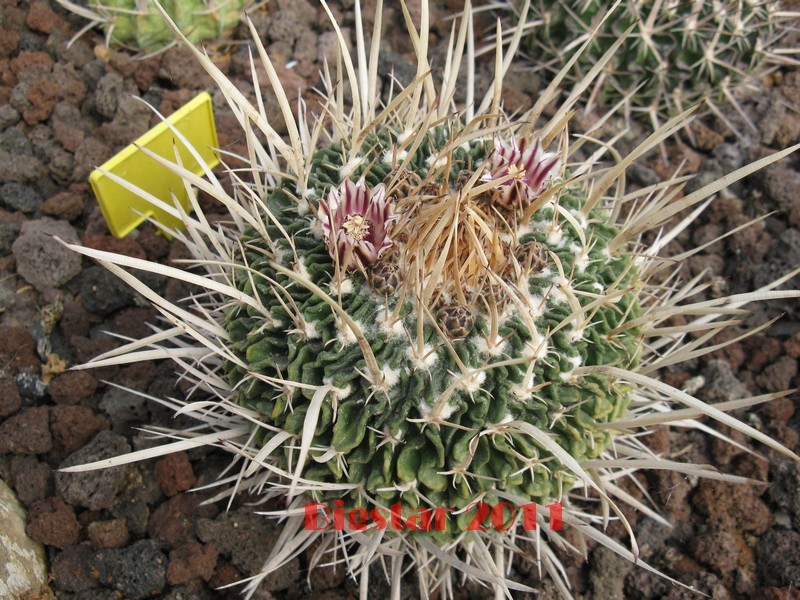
[760,397,796,424]
[0,325,41,375]
[59,299,99,339]
[743,335,782,373]
[208,560,242,591]
[0,406,52,454]
[10,51,54,78]
[116,361,156,389]
[25,1,67,33]
[166,542,219,585]
[68,335,117,366]
[785,331,800,359]
[148,493,218,549]
[107,50,138,77]
[758,589,800,600]
[154,452,197,497]
[690,532,739,574]
[693,480,771,534]
[23,79,59,124]
[42,190,85,221]
[50,405,110,456]
[87,518,130,549]
[73,136,110,182]
[113,307,158,339]
[137,225,170,260]
[710,424,749,466]
[82,235,147,260]
[756,356,798,393]
[134,56,162,92]
[52,118,86,153]
[0,31,19,59]
[0,372,22,417]
[26,496,81,549]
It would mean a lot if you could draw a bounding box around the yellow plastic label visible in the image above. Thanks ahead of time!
[89,92,220,238]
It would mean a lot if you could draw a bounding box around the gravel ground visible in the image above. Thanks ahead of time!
[0,0,799,598]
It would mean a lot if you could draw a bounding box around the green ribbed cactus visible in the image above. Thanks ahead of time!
[518,0,793,119]
[61,1,800,597]
[225,128,640,537]
[58,0,250,52]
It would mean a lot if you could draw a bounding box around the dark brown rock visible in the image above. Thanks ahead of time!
[26,496,81,549]
[48,370,98,404]
[0,325,40,375]
[42,191,85,220]
[166,542,218,585]
[154,452,196,497]
[25,1,67,34]
[87,518,130,549]
[690,532,739,574]
[0,372,21,417]
[0,406,52,454]
[148,493,217,549]
[10,454,52,505]
[50,405,110,456]
[82,235,147,260]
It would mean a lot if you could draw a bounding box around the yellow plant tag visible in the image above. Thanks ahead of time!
[89,92,220,238]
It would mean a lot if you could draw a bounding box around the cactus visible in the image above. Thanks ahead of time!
[57,0,250,52]
[60,0,800,597]
[514,0,797,125]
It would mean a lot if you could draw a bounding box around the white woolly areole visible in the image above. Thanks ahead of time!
[546,225,564,246]
[417,399,457,421]
[303,319,321,340]
[379,365,401,389]
[309,217,325,239]
[569,208,588,231]
[322,378,353,400]
[335,317,361,346]
[571,243,590,273]
[458,370,486,393]
[425,153,448,170]
[559,355,584,383]
[405,343,439,370]
[568,324,585,343]
[329,277,354,296]
[294,257,311,280]
[339,155,364,180]
[376,309,405,337]
[382,147,408,165]
[473,334,508,357]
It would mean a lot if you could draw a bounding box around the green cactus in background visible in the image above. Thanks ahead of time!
[58,0,250,52]
[516,0,797,125]
[60,1,800,597]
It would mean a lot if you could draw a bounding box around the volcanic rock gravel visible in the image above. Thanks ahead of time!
[0,0,799,598]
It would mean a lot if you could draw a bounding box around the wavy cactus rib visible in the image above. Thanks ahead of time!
[513,0,799,127]
[57,0,251,52]
[59,0,800,598]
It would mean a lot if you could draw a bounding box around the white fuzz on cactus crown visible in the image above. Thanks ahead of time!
[59,1,800,599]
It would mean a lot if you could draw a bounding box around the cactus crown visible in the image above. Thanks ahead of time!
[516,0,797,126]
[61,1,800,598]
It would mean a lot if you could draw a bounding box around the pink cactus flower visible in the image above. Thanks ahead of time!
[482,137,561,209]
[318,178,394,272]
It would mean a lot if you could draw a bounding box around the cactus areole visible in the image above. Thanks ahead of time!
[224,125,641,538]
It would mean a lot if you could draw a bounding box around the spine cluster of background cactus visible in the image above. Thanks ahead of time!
[516,0,794,123]
[62,1,800,598]
[58,0,250,52]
